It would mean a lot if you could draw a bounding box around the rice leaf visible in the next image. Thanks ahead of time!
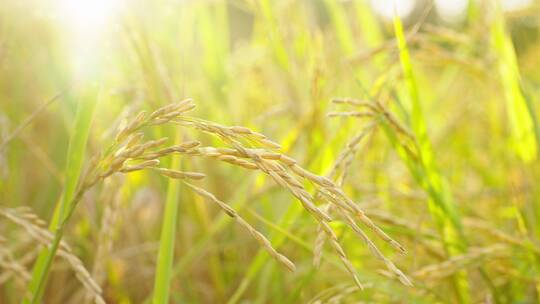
[392,12,471,303]
[152,135,181,304]
[491,3,538,162]
[25,85,100,303]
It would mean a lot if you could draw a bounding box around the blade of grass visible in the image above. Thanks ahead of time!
[391,11,471,303]
[24,84,100,303]
[491,2,538,162]
[152,134,181,304]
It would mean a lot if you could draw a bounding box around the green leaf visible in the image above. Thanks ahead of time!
[392,13,471,304]
[152,135,181,304]
[25,83,100,303]
[491,3,538,162]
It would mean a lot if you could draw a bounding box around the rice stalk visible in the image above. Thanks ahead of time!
[26,85,100,304]
[391,11,471,302]
[152,133,182,304]
[490,1,538,162]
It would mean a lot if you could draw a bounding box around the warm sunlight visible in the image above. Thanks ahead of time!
[2,0,540,303]
[57,0,120,34]
[435,0,468,23]
[370,0,416,19]
[56,0,121,79]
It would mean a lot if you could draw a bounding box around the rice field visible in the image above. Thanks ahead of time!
[1,0,540,303]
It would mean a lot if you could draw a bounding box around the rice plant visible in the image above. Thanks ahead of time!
[1,0,540,303]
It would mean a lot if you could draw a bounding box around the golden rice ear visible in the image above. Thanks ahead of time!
[119,159,160,173]
[149,99,195,119]
[178,140,201,149]
[154,168,206,180]
[125,132,144,148]
[160,113,410,287]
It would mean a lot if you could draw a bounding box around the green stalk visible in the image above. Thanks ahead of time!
[392,14,470,303]
[152,135,181,304]
[25,86,99,303]
[491,2,538,162]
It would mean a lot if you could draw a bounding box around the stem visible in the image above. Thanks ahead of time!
[30,225,65,304]
[28,188,84,303]
[152,136,181,304]
[24,85,99,303]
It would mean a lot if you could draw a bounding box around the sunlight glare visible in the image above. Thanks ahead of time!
[370,0,415,20]
[58,0,119,35]
[57,0,120,80]
[435,0,468,23]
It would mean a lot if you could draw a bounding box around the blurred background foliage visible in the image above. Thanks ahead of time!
[1,0,540,303]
